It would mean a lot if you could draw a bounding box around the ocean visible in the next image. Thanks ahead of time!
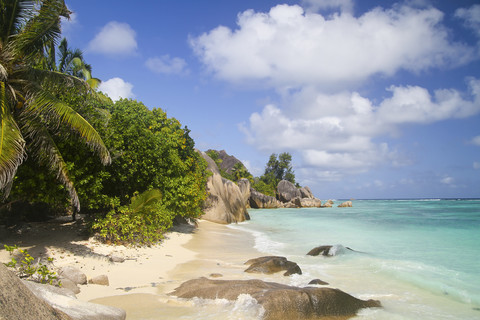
[228,199,480,320]
[96,199,480,319]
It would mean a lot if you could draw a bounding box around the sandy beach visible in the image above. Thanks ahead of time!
[0,217,266,319]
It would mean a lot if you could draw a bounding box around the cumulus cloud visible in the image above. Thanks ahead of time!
[145,55,189,75]
[191,4,473,89]
[241,78,480,177]
[88,21,137,56]
[455,4,480,38]
[98,78,135,101]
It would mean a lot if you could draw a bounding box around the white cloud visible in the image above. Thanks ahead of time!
[470,135,480,146]
[145,55,189,75]
[474,162,480,169]
[191,4,473,89]
[88,21,137,56]
[455,4,480,37]
[241,78,480,177]
[98,77,134,101]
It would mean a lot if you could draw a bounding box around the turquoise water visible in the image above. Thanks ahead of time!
[230,199,480,320]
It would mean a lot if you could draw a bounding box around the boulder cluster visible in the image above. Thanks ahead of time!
[170,253,381,320]
[199,150,353,224]
[0,261,126,320]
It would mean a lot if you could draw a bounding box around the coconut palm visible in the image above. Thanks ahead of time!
[0,0,110,211]
[46,37,101,89]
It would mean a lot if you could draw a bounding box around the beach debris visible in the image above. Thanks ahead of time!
[308,279,329,286]
[88,274,109,286]
[170,277,381,320]
[244,256,302,276]
[58,266,87,285]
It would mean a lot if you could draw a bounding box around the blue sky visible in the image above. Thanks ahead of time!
[62,0,480,199]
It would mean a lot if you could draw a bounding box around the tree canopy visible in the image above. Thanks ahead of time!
[0,0,109,211]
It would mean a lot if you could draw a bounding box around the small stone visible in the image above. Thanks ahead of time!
[88,274,109,286]
[209,273,223,278]
[58,266,87,285]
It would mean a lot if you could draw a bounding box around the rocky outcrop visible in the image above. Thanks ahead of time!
[0,263,71,320]
[277,180,301,202]
[207,149,243,174]
[249,188,283,208]
[293,197,323,208]
[200,151,250,224]
[299,186,314,199]
[338,201,353,207]
[237,178,251,206]
[23,281,126,320]
[244,256,302,276]
[170,277,381,320]
[276,180,326,208]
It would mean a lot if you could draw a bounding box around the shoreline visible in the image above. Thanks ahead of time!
[0,218,266,319]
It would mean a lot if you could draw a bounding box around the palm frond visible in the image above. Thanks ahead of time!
[130,189,163,213]
[0,0,35,43]
[26,89,111,165]
[12,0,69,60]
[0,81,26,191]
[20,111,80,210]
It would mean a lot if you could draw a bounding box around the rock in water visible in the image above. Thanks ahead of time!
[170,277,381,320]
[244,256,302,276]
[307,245,334,256]
[0,264,71,320]
[308,279,329,285]
[338,201,353,207]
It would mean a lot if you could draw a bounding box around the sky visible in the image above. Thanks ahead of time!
[62,0,480,199]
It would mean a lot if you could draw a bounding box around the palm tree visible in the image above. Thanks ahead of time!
[0,0,110,212]
[47,37,101,89]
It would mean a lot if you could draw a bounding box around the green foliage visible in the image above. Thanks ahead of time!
[91,189,175,245]
[206,150,253,183]
[251,179,276,197]
[3,245,59,285]
[0,0,110,212]
[261,152,295,187]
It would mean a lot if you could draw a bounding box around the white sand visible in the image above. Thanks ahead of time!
[0,218,197,301]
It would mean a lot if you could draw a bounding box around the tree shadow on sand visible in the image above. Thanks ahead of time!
[0,217,108,263]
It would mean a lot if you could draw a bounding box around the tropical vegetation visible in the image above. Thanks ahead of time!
[0,0,208,245]
[0,0,110,213]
